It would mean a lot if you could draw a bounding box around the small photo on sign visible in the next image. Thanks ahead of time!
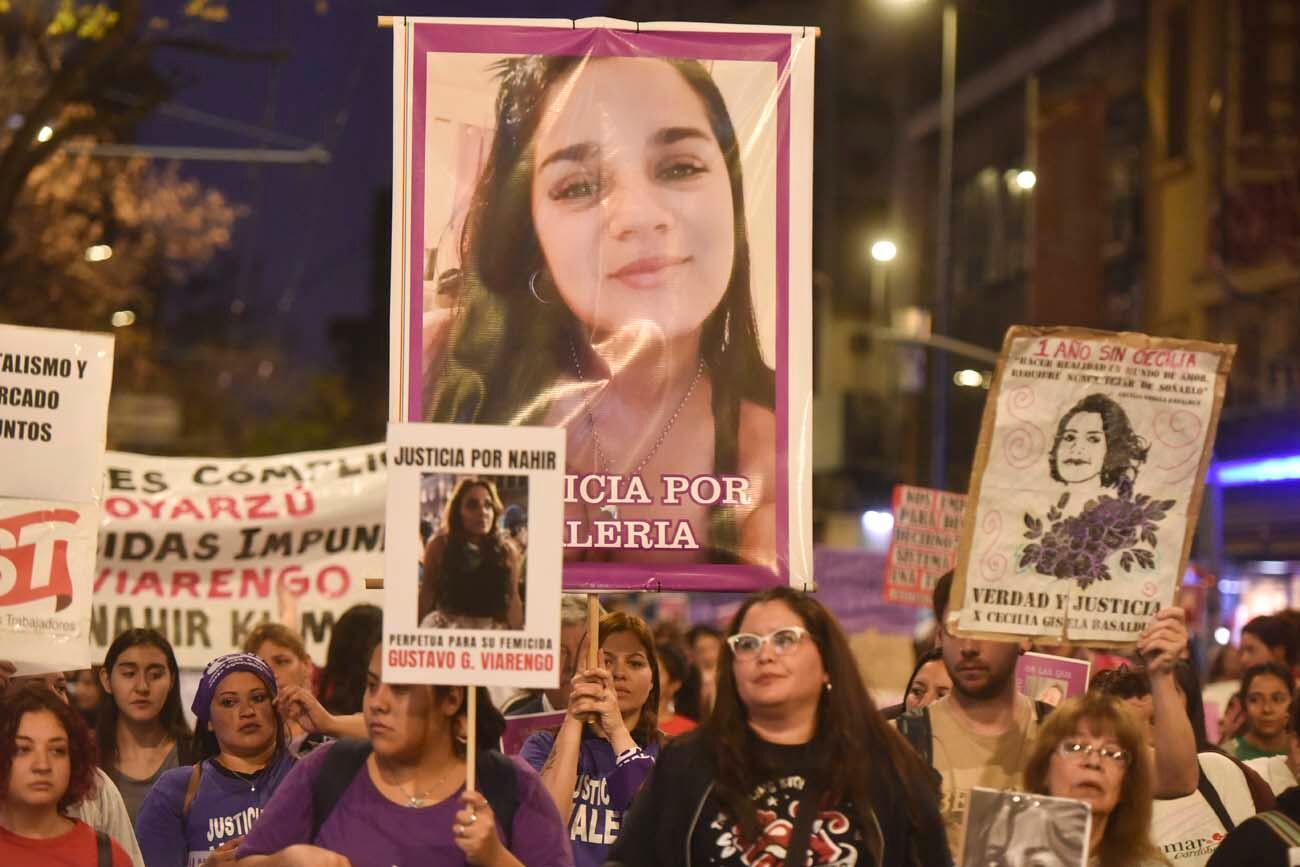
[418,472,528,631]
[962,788,1090,867]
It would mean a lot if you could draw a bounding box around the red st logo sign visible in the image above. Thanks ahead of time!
[0,509,80,611]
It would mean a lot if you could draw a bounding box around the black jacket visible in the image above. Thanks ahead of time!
[603,728,952,867]
[1207,785,1300,867]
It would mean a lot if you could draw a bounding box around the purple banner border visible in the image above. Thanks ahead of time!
[404,21,797,591]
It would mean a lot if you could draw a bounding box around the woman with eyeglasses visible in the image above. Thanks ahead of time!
[1024,692,1166,867]
[606,587,948,867]
[521,612,660,867]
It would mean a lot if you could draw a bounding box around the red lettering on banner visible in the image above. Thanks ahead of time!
[172,570,201,597]
[0,509,80,611]
[101,492,318,523]
[93,564,353,600]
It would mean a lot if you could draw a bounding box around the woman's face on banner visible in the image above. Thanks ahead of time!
[1056,410,1106,484]
[531,57,735,341]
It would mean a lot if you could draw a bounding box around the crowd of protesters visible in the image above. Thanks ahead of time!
[6,576,1300,866]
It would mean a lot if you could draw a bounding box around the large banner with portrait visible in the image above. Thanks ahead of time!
[388,17,815,592]
[951,327,1234,647]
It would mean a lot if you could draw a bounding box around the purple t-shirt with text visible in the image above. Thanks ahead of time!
[520,730,657,867]
[236,741,572,867]
[134,749,296,867]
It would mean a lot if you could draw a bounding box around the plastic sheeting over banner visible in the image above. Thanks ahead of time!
[95,447,385,668]
[389,17,814,592]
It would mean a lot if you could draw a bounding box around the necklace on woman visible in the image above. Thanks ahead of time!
[568,339,704,520]
[398,772,450,808]
[216,760,264,793]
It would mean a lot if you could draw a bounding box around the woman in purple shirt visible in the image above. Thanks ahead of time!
[234,640,571,867]
[135,653,296,866]
[520,612,660,867]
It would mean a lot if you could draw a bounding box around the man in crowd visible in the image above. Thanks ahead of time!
[500,594,597,716]
[898,571,1198,860]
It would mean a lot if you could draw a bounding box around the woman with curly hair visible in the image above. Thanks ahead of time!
[419,476,523,629]
[0,686,133,864]
[606,587,948,867]
[1025,692,1167,867]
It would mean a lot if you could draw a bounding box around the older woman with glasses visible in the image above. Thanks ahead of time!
[1024,692,1166,867]
[606,587,949,867]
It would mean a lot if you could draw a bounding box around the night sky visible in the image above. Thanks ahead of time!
[142,0,605,366]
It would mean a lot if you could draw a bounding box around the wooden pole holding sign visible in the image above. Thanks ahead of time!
[466,685,477,792]
[587,594,601,670]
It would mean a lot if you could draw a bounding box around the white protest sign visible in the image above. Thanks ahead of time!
[95,446,386,668]
[0,500,100,671]
[952,326,1234,647]
[0,323,114,671]
[0,324,114,503]
[383,423,564,688]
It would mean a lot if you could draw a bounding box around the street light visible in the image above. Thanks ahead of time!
[870,239,898,263]
[1013,169,1037,191]
[85,244,113,262]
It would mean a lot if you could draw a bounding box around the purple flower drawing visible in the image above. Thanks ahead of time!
[1019,491,1174,590]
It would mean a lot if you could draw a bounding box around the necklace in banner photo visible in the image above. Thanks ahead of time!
[568,339,704,522]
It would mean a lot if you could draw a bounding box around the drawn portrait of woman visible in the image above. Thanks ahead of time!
[1021,393,1170,589]
[1047,393,1149,497]
[423,53,778,570]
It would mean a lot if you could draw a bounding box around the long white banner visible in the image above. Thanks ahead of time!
[95,446,385,668]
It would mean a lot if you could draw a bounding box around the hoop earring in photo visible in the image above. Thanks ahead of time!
[529,269,553,304]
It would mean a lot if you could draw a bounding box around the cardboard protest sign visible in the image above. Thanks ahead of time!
[95,446,385,668]
[0,324,114,671]
[952,327,1235,646]
[884,485,966,607]
[388,17,815,591]
[1015,652,1091,707]
[383,422,565,687]
[961,789,1090,867]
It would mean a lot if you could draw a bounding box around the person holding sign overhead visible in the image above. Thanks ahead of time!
[234,637,571,867]
[0,686,134,866]
[424,54,777,568]
[419,477,524,630]
[521,612,660,867]
[606,588,949,867]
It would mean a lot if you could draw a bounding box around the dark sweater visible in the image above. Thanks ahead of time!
[1207,785,1300,867]
[603,728,952,867]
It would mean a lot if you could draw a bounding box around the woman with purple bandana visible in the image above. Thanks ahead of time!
[135,653,295,866]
